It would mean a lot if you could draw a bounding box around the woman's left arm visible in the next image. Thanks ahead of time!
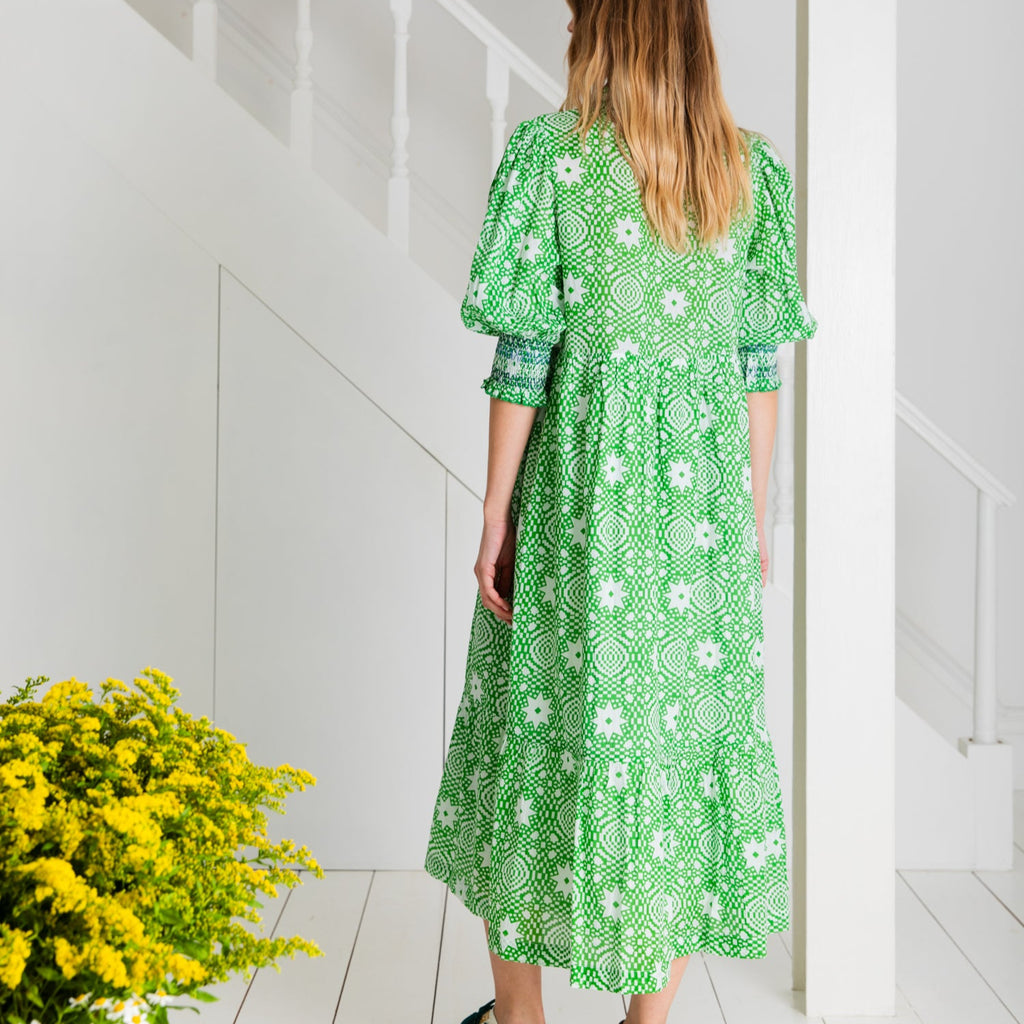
[746,389,778,586]
[476,398,538,625]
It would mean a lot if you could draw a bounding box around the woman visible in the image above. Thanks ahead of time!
[424,0,818,1020]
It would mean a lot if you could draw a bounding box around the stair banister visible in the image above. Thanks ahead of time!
[179,0,1019,747]
[894,391,1016,746]
[386,0,564,251]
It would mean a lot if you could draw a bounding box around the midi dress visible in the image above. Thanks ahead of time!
[423,108,819,995]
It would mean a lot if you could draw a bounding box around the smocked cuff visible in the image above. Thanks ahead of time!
[738,343,781,392]
[481,332,557,407]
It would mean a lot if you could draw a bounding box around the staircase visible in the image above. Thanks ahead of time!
[2,0,1015,871]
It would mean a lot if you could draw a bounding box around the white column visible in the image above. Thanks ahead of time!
[794,0,896,1015]
[289,0,314,167]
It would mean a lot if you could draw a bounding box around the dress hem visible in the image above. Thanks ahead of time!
[424,860,791,995]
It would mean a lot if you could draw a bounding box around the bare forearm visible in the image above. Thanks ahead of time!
[746,390,778,525]
[483,397,537,522]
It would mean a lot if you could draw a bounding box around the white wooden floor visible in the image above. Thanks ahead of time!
[181,792,1024,1024]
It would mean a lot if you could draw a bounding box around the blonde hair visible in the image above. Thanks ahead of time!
[560,0,757,256]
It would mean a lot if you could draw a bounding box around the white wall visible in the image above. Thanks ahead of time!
[0,95,219,722]
[0,0,501,867]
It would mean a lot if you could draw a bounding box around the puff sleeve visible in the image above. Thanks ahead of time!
[738,136,819,392]
[461,117,567,407]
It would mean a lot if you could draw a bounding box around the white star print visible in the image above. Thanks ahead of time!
[575,391,590,422]
[517,232,543,261]
[504,166,519,192]
[595,704,624,738]
[611,335,640,359]
[564,637,584,671]
[664,701,681,731]
[714,234,737,262]
[465,276,487,309]
[516,795,534,825]
[608,761,629,789]
[551,282,564,308]
[694,519,720,549]
[667,458,692,490]
[555,864,574,896]
[764,828,785,857]
[555,155,584,187]
[702,890,721,920]
[542,575,558,604]
[498,917,521,949]
[695,638,723,671]
[700,768,719,801]
[481,841,492,867]
[602,886,624,919]
[525,694,552,726]
[563,273,587,305]
[743,838,768,870]
[468,672,483,701]
[651,828,669,859]
[561,749,577,773]
[598,577,625,609]
[604,453,625,484]
[570,514,588,546]
[667,580,692,613]
[435,799,458,827]
[663,288,688,317]
[742,464,752,492]
[613,215,643,247]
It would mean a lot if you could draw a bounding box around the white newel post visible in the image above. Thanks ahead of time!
[959,486,1012,870]
[290,0,314,167]
[771,345,796,594]
[388,0,412,254]
[486,47,510,170]
[973,489,998,745]
[795,0,896,1014]
[192,0,217,80]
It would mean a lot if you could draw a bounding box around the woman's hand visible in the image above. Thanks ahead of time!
[757,518,769,587]
[475,512,517,625]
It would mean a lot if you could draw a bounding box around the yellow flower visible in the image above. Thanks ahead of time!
[0,925,32,990]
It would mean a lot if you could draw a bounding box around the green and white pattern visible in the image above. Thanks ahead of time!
[424,110,818,994]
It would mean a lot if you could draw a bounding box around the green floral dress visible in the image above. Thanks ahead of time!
[423,109,818,994]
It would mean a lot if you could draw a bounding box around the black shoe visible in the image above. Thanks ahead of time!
[459,998,497,1024]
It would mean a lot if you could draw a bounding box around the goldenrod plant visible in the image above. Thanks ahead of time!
[0,668,324,1023]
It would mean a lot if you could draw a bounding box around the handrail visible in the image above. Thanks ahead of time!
[385,0,566,253]
[895,390,1015,746]
[896,391,1016,507]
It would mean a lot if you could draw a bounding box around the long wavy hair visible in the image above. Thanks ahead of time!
[561,0,757,256]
